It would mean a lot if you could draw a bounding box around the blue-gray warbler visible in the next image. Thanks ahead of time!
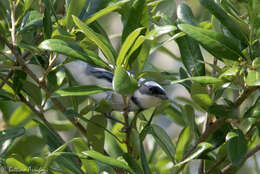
[62,59,168,111]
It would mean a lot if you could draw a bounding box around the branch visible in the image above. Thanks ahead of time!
[221,143,260,173]
[0,33,88,139]
[234,86,260,107]
[177,118,229,173]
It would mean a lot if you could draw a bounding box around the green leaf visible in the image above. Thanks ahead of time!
[122,153,144,174]
[134,40,151,75]
[113,66,138,95]
[82,150,135,174]
[54,85,111,97]
[226,129,247,166]
[73,16,116,65]
[73,138,98,174]
[245,70,260,86]
[0,126,25,145]
[171,76,223,85]
[199,0,249,44]
[253,58,260,69]
[207,123,232,149]
[176,4,205,76]
[177,3,198,26]
[36,120,84,174]
[208,104,236,118]
[6,158,28,171]
[22,80,42,105]
[0,89,14,101]
[85,0,131,25]
[191,83,213,110]
[175,126,191,162]
[149,124,175,163]
[117,27,144,66]
[9,104,32,126]
[24,0,34,13]
[178,24,244,61]
[164,106,185,127]
[65,0,86,30]
[43,0,53,39]
[175,142,213,167]
[139,137,152,174]
[121,0,148,42]
[244,96,260,118]
[86,115,107,153]
[38,39,110,69]
[146,25,177,40]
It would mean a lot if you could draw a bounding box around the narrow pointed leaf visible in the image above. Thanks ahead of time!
[66,0,86,30]
[54,85,111,97]
[149,124,175,163]
[73,16,116,65]
[226,129,247,166]
[175,126,191,162]
[178,24,244,61]
[171,76,223,84]
[85,0,131,25]
[0,127,25,145]
[39,39,110,69]
[175,142,213,167]
[82,150,135,174]
[199,0,249,44]
[117,27,144,66]
[245,70,260,86]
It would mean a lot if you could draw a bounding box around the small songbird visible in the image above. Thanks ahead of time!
[63,59,168,111]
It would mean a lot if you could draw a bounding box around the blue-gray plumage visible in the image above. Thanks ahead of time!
[63,59,168,110]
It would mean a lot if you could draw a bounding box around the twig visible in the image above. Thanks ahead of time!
[234,86,260,107]
[0,32,88,139]
[177,118,229,173]
[205,156,227,174]
[10,0,16,45]
[0,71,14,88]
[221,143,260,173]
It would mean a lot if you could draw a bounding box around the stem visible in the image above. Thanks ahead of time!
[0,33,88,139]
[234,86,259,107]
[122,96,132,153]
[177,118,229,173]
[10,0,16,45]
[221,143,260,173]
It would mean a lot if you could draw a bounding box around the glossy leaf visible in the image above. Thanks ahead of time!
[171,76,223,85]
[113,66,138,95]
[86,115,107,153]
[54,85,111,97]
[146,25,177,40]
[176,3,205,76]
[245,70,260,86]
[73,16,116,65]
[38,39,110,69]
[175,142,213,167]
[22,80,42,105]
[117,27,144,66]
[82,150,135,173]
[0,127,25,145]
[123,153,144,174]
[85,0,131,25]
[73,138,98,174]
[43,0,53,39]
[9,104,32,126]
[199,0,249,44]
[208,104,236,118]
[6,158,28,171]
[191,83,213,110]
[149,124,175,163]
[226,129,247,166]
[65,0,86,30]
[178,24,244,61]
[139,137,152,174]
[164,105,185,126]
[175,126,191,162]
[121,0,148,42]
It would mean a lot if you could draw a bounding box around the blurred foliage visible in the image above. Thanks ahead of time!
[0,0,260,174]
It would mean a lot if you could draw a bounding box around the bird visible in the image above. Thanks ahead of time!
[62,59,168,111]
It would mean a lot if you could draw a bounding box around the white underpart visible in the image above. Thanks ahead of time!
[62,58,164,110]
